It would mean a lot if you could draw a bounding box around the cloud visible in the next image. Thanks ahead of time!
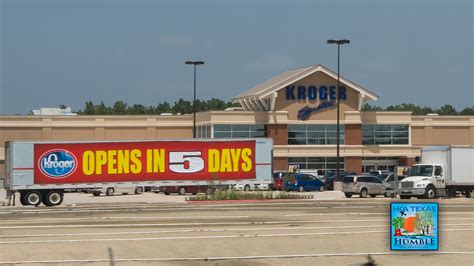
[244,54,294,73]
[159,35,216,49]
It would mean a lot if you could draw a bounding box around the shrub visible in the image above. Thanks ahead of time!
[186,190,313,201]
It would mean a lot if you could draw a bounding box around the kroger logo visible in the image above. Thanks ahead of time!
[39,149,77,178]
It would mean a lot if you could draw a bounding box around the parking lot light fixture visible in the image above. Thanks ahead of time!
[326,39,350,180]
[185,60,205,138]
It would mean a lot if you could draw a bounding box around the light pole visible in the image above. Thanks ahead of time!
[327,39,350,180]
[185,60,204,138]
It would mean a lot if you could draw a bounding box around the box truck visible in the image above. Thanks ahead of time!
[399,146,474,199]
[4,138,273,206]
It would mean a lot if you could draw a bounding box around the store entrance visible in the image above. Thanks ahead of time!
[362,157,399,173]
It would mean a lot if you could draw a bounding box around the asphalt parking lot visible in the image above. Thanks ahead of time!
[0,191,473,265]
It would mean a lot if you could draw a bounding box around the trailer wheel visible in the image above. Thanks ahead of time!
[134,187,143,194]
[425,185,436,199]
[178,187,186,195]
[92,191,101,197]
[106,188,115,196]
[244,185,251,191]
[43,190,64,206]
[465,190,472,198]
[25,191,42,206]
[20,192,29,206]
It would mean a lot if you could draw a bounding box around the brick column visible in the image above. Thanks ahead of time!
[267,124,288,171]
[345,124,361,145]
[266,124,288,145]
[399,157,416,167]
[345,156,362,174]
[273,157,288,171]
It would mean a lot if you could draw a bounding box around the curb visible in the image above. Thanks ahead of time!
[186,199,315,204]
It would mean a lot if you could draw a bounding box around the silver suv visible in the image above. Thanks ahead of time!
[341,175,389,198]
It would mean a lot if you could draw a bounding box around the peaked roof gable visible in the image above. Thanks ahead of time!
[232,64,379,102]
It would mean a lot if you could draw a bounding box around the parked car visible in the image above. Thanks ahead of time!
[91,186,144,196]
[159,185,215,195]
[341,175,390,198]
[383,173,406,197]
[321,171,355,190]
[272,172,286,191]
[369,170,390,176]
[229,183,269,191]
[376,173,390,181]
[284,173,325,192]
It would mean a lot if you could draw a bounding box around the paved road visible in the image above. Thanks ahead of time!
[0,193,473,265]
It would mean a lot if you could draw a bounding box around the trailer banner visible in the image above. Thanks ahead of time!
[34,140,256,184]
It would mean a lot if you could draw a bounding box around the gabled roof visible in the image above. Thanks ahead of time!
[232,64,379,101]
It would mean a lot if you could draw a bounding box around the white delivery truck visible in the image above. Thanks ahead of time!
[4,138,273,206]
[399,146,474,199]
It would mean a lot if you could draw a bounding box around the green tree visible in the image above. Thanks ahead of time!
[460,107,474,115]
[437,104,457,115]
[95,101,110,115]
[112,101,128,114]
[156,101,171,114]
[172,98,193,114]
[84,101,95,115]
[129,104,146,115]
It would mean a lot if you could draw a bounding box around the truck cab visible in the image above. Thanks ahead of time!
[399,164,445,199]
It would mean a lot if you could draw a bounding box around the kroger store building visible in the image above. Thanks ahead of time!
[1,64,473,180]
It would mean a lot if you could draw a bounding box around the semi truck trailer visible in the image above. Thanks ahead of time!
[4,138,273,206]
[399,146,474,199]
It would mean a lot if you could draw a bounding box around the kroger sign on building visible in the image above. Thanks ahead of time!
[285,85,347,101]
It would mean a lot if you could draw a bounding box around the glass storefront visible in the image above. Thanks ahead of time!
[210,124,267,138]
[288,157,345,175]
[361,157,400,173]
[362,124,409,145]
[288,124,344,145]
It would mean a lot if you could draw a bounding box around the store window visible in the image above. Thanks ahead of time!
[288,157,345,174]
[288,124,345,145]
[213,124,266,138]
[362,124,409,145]
[196,125,212,138]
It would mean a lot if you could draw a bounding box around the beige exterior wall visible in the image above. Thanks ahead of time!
[411,116,474,145]
[0,115,193,162]
[273,71,360,121]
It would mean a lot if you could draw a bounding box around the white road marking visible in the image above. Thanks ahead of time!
[0,223,470,239]
[0,215,250,223]
[0,217,472,229]
[1,202,472,215]
[0,228,472,244]
[1,251,473,265]
[285,211,474,217]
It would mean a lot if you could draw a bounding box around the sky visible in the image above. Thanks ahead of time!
[0,0,473,115]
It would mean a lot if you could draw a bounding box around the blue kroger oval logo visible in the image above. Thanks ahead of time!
[39,149,77,178]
